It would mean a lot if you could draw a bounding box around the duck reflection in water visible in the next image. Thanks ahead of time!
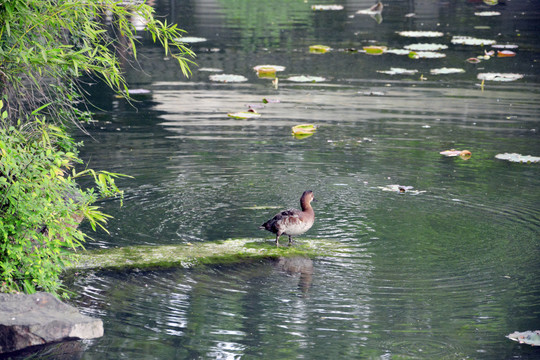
[275,256,314,294]
[259,190,316,247]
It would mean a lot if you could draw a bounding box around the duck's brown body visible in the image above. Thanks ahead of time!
[259,190,315,246]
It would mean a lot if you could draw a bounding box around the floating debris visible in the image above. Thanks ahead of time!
[404,43,448,51]
[377,68,418,75]
[356,2,383,15]
[359,91,386,96]
[398,31,444,37]
[475,11,501,16]
[312,4,344,10]
[174,36,207,43]
[309,45,331,53]
[430,67,466,75]
[227,109,261,119]
[497,50,516,57]
[451,36,496,46]
[477,73,524,81]
[377,184,426,195]
[440,149,472,160]
[466,57,482,64]
[506,331,540,346]
[286,75,326,83]
[495,153,540,163]
[209,74,248,83]
[262,98,280,104]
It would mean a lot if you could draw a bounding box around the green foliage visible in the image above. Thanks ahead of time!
[0,0,195,125]
[0,101,128,296]
[0,0,194,296]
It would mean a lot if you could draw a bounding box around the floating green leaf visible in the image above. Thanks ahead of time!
[292,124,317,137]
[364,46,387,55]
[309,45,331,53]
[227,110,261,119]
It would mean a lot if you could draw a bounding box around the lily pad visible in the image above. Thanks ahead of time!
[430,67,465,75]
[495,153,540,163]
[209,74,248,83]
[377,68,418,75]
[364,46,387,55]
[492,44,518,49]
[227,110,261,119]
[477,73,524,81]
[451,36,496,46]
[174,36,207,43]
[466,57,482,64]
[199,67,223,72]
[356,2,383,15]
[475,11,501,16]
[410,51,446,59]
[253,65,286,72]
[398,31,444,38]
[506,331,540,346]
[286,75,326,83]
[309,45,331,53]
[312,4,344,10]
[386,49,411,55]
[404,43,448,51]
[292,124,317,135]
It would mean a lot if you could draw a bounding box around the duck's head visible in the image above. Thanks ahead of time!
[301,190,315,208]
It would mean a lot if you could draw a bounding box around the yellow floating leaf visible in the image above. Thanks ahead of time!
[292,124,317,135]
[363,46,387,55]
[309,45,331,53]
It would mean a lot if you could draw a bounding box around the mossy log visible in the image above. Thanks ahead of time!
[67,238,341,272]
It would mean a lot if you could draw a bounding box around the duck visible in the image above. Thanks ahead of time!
[259,190,316,247]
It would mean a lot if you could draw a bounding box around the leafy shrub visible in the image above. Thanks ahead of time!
[0,102,125,297]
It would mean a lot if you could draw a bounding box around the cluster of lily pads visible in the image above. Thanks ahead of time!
[300,2,525,83]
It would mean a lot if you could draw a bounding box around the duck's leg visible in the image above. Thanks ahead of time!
[275,234,281,247]
[288,235,293,246]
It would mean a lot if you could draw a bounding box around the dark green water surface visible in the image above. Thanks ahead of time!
[46,0,540,359]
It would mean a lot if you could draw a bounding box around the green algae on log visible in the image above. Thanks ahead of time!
[67,238,340,272]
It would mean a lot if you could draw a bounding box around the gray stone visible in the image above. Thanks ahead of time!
[0,292,103,354]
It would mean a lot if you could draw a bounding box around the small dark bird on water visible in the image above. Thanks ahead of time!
[259,190,315,247]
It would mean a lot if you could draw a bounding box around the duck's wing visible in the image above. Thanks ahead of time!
[261,209,300,230]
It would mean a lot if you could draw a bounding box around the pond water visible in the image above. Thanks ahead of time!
[23,0,540,359]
